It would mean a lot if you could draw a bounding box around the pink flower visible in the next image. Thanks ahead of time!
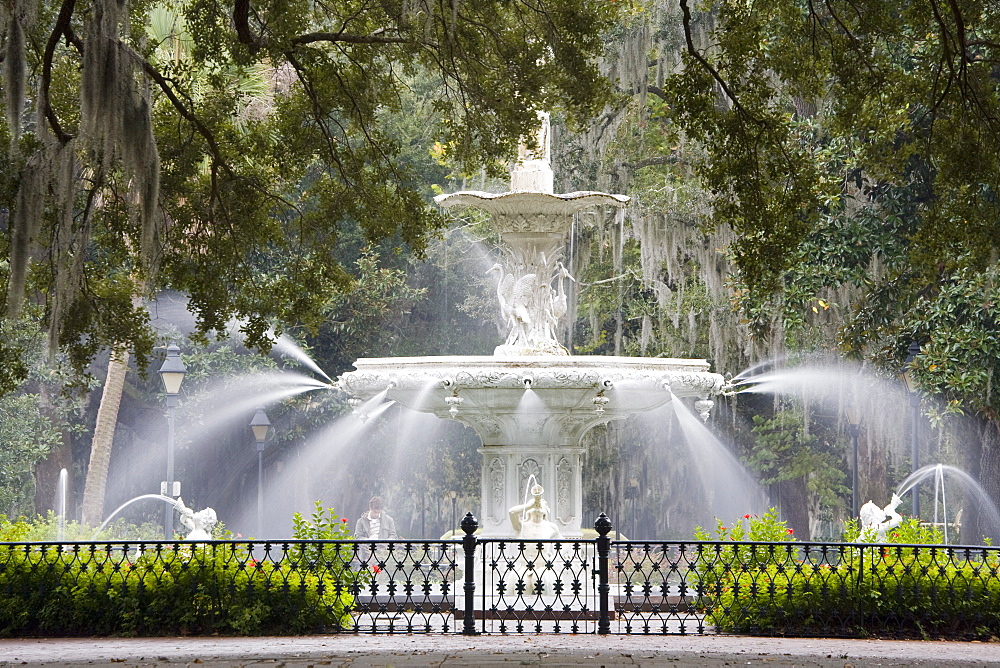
[342,518,348,523]
[744,514,751,519]
[786,528,794,534]
[720,526,728,531]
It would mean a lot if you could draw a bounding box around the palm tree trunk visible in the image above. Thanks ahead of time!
[80,348,130,526]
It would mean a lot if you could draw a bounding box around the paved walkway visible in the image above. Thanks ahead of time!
[2,634,999,668]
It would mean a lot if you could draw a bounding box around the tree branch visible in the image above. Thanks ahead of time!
[819,0,877,77]
[621,155,683,170]
[945,0,970,70]
[291,32,409,46]
[41,0,78,144]
[233,0,261,53]
[678,0,760,124]
[647,85,668,101]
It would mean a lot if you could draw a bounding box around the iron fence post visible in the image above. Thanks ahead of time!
[461,512,479,635]
[595,513,612,634]
[858,543,866,635]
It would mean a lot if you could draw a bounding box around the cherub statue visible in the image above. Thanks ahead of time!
[175,497,218,541]
[857,493,903,542]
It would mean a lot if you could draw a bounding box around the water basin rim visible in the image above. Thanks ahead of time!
[434,190,630,206]
[350,355,712,369]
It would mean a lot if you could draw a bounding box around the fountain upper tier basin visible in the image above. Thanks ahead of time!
[339,355,724,446]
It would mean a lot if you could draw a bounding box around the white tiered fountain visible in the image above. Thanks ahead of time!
[339,115,724,538]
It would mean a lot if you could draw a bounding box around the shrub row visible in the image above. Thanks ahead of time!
[701,549,1000,638]
[692,511,1000,638]
[0,542,358,637]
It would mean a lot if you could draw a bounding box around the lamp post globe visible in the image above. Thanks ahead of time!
[157,345,186,540]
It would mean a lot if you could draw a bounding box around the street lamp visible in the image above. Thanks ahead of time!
[846,404,861,519]
[250,408,271,538]
[901,341,922,519]
[449,490,458,537]
[157,345,186,540]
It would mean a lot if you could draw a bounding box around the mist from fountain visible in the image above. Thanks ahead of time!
[55,468,68,541]
[896,464,1000,543]
[271,334,335,384]
[729,362,898,404]
[95,494,181,537]
[384,408,452,504]
[516,386,546,416]
[728,358,1000,544]
[214,387,405,535]
[668,397,767,524]
[184,371,330,427]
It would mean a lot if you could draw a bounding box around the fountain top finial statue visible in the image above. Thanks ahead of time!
[510,112,554,194]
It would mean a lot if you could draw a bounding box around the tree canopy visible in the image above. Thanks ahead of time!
[0,0,622,391]
[666,0,1000,297]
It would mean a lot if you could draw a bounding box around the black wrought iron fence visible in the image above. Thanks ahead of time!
[2,513,999,638]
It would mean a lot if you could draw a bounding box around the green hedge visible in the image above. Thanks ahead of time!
[0,542,358,637]
[699,545,1000,639]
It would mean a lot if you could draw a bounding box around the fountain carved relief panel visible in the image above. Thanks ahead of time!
[556,457,574,525]
[488,457,506,524]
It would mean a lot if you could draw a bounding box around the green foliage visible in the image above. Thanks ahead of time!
[0,396,61,517]
[841,517,946,547]
[292,501,353,541]
[695,508,797,543]
[666,0,1000,299]
[0,539,355,636]
[899,264,1000,420]
[0,310,92,518]
[0,508,360,636]
[693,509,797,587]
[290,502,365,582]
[308,249,426,374]
[0,513,162,542]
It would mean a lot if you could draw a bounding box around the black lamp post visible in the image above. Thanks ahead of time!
[157,345,186,540]
[901,341,922,519]
[250,408,271,538]
[846,404,861,519]
[450,490,458,537]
